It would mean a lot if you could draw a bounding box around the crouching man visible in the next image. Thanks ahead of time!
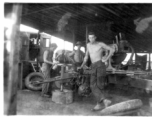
[78,32,114,111]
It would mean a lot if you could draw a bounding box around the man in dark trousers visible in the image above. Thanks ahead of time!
[79,32,114,111]
[41,43,58,97]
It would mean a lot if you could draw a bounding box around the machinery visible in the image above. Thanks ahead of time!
[31,63,91,96]
[21,31,152,95]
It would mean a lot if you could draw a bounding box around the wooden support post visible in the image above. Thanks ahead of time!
[148,53,151,71]
[60,65,65,91]
[62,30,66,50]
[72,30,75,50]
[85,25,88,52]
[5,4,22,115]
[36,32,40,71]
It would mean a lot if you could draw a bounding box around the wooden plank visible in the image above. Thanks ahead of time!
[129,78,152,91]
[108,74,152,91]
[106,55,151,91]
[5,4,22,115]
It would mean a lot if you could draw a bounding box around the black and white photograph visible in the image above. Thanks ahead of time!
[3,1,152,116]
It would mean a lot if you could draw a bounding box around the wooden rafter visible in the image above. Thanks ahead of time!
[21,5,60,16]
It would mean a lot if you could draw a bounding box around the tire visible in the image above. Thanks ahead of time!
[25,72,44,91]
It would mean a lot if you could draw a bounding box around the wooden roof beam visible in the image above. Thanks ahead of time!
[100,5,120,17]
[21,5,60,16]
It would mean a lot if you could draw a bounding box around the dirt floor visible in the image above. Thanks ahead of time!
[16,84,152,116]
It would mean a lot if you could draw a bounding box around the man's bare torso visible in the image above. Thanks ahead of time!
[87,42,104,63]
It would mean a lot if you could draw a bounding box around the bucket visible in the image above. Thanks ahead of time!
[52,89,73,104]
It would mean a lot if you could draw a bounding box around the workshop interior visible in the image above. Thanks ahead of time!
[4,3,152,116]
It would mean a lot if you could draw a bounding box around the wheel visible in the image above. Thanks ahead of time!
[25,72,44,91]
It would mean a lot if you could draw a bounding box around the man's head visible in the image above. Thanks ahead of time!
[62,50,65,54]
[76,41,82,49]
[50,43,58,51]
[88,32,96,43]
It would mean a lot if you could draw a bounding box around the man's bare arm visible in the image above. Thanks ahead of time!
[81,50,85,58]
[65,51,75,63]
[80,46,89,68]
[101,42,115,62]
[68,51,75,57]
[43,51,53,65]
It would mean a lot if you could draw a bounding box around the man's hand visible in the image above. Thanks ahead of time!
[101,58,108,63]
[77,66,84,74]
[53,61,59,65]
[52,61,59,70]
[83,65,90,69]
[77,66,83,70]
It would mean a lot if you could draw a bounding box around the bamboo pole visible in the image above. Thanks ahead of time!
[5,4,22,115]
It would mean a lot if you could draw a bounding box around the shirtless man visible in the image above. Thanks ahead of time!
[41,43,58,97]
[79,32,114,111]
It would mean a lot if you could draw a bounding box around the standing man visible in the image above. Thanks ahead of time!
[55,42,84,67]
[41,43,58,97]
[68,41,85,70]
[79,32,114,111]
